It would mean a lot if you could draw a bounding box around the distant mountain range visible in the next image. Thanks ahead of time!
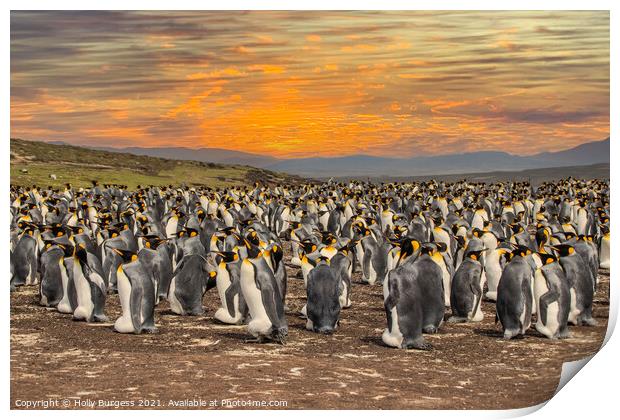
[47,137,609,178]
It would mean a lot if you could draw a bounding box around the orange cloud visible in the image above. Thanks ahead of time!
[248,64,286,74]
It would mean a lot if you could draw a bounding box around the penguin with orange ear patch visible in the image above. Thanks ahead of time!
[496,246,534,339]
[168,253,217,316]
[448,249,486,323]
[553,244,596,326]
[138,235,173,303]
[113,248,157,333]
[213,251,248,325]
[532,253,571,339]
[72,244,107,322]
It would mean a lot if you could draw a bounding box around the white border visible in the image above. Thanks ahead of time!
[3,2,616,419]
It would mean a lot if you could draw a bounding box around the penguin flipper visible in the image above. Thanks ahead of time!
[538,290,559,328]
[224,282,239,319]
[129,278,145,333]
[254,270,286,330]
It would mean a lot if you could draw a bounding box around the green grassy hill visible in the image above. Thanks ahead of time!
[10,138,304,189]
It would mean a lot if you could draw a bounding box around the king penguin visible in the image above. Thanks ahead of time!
[239,240,288,344]
[72,244,108,322]
[382,245,444,350]
[306,257,341,334]
[448,248,486,323]
[213,251,248,324]
[113,248,157,334]
[168,253,217,316]
[532,253,571,339]
[553,244,596,326]
[496,247,534,339]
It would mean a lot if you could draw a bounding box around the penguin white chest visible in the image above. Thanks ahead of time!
[240,260,272,336]
[600,236,610,269]
[168,276,184,315]
[533,270,559,338]
[114,267,135,333]
[381,306,404,348]
[73,263,94,320]
[57,259,72,314]
[216,266,232,308]
[165,217,178,239]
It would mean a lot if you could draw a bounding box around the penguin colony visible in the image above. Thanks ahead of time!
[10,177,609,349]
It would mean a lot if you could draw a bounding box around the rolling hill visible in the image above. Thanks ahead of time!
[52,137,610,178]
[10,138,303,189]
[266,138,610,177]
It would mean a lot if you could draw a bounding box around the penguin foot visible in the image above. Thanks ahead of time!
[502,330,521,340]
[422,325,439,334]
[93,314,109,322]
[402,338,433,351]
[273,334,287,345]
[447,316,467,324]
[582,317,598,326]
[141,326,158,334]
[244,336,266,344]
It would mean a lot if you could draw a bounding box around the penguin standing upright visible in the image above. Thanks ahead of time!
[239,241,288,344]
[168,254,217,316]
[38,242,65,307]
[306,257,341,334]
[484,245,510,301]
[357,227,388,285]
[496,247,534,339]
[137,235,173,303]
[113,248,157,334]
[448,249,486,323]
[10,226,39,288]
[213,251,248,324]
[54,236,78,315]
[599,224,610,269]
[72,244,107,322]
[553,244,596,326]
[330,246,353,308]
[382,245,444,349]
[533,253,571,339]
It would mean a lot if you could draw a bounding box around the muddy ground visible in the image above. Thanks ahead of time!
[10,245,609,410]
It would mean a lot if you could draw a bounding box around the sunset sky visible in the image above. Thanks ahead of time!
[11,11,609,158]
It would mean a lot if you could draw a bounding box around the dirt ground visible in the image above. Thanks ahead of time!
[10,244,610,410]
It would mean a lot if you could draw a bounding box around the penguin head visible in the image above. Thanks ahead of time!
[537,252,557,266]
[552,244,575,257]
[435,242,448,253]
[299,239,318,254]
[320,232,337,245]
[53,236,74,257]
[510,223,524,234]
[204,268,218,291]
[141,235,166,249]
[317,255,330,265]
[399,238,421,260]
[466,249,486,261]
[186,227,200,238]
[245,230,260,246]
[215,251,239,263]
[511,245,532,259]
[243,238,262,259]
[419,244,437,256]
[74,243,89,263]
[113,248,138,264]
